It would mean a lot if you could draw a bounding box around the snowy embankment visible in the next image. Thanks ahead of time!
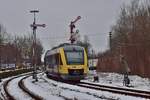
[7,76,32,100]
[0,72,149,100]
[23,73,143,100]
[83,71,150,92]
[0,72,32,100]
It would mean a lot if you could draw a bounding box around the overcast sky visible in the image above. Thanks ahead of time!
[0,0,131,53]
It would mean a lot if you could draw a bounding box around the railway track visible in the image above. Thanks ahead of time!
[46,75,150,99]
[18,76,43,100]
[77,82,150,99]
[3,74,43,100]
[3,77,17,100]
[42,75,118,100]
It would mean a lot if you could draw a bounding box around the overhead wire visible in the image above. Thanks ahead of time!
[39,32,108,40]
[1,32,108,41]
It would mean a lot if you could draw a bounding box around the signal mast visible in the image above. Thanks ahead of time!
[69,16,81,44]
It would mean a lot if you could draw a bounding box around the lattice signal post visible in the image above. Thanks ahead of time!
[30,10,46,81]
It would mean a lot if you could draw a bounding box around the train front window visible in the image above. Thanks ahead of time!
[65,51,84,65]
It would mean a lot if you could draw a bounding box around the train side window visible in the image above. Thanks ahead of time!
[47,55,53,66]
[55,53,63,65]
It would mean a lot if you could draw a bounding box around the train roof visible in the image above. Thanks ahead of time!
[45,43,84,57]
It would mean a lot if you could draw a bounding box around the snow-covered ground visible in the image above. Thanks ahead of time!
[84,71,150,92]
[23,73,145,100]
[0,77,13,99]
[7,76,32,100]
[0,72,150,100]
[0,72,32,100]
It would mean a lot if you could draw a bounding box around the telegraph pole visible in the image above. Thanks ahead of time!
[30,10,45,81]
[109,31,112,51]
[92,49,94,66]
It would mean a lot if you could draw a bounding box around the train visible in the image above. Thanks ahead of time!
[44,43,88,81]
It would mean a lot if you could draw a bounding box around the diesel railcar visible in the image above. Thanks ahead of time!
[44,43,88,81]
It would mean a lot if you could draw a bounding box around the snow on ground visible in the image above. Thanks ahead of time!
[83,71,150,91]
[0,79,4,100]
[23,73,144,100]
[0,77,13,100]
[24,75,64,100]
[0,72,150,100]
[0,72,32,100]
[7,76,32,100]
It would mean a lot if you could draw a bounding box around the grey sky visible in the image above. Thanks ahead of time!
[0,0,130,53]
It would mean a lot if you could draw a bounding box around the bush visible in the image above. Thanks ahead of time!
[0,68,34,79]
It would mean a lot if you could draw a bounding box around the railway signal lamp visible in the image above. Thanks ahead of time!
[69,16,81,44]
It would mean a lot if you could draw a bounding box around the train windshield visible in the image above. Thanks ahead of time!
[65,51,84,65]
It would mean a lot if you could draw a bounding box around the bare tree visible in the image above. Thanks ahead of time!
[0,24,7,44]
[12,34,44,66]
[77,35,91,57]
[98,0,150,78]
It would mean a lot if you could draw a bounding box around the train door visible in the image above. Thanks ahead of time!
[58,53,63,73]
[45,55,53,74]
[53,53,60,73]
[55,53,63,75]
